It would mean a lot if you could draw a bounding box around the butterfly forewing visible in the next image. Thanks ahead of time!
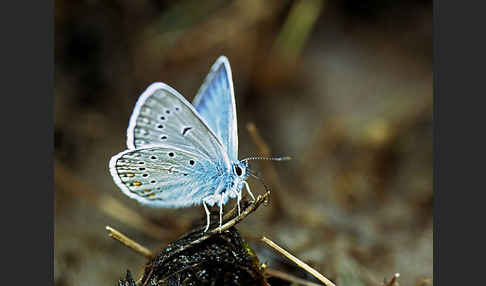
[127,83,229,166]
[110,146,225,207]
[192,56,238,161]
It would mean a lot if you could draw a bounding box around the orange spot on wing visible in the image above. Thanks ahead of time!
[127,173,135,177]
[133,181,142,186]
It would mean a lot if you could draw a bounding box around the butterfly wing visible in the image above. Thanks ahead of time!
[109,145,226,207]
[115,82,232,207]
[126,82,229,165]
[192,56,238,161]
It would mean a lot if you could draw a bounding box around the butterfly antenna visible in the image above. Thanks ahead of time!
[242,156,292,162]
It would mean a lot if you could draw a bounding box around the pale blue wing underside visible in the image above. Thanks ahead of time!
[126,82,230,166]
[192,56,238,161]
[109,145,226,207]
[114,82,233,207]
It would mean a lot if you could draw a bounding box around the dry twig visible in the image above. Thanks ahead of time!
[170,191,271,257]
[216,190,270,232]
[261,236,336,286]
[106,226,154,259]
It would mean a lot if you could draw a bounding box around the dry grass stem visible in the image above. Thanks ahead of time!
[261,236,336,286]
[106,226,154,259]
[265,267,323,286]
[246,123,287,218]
[246,122,271,156]
[273,0,324,64]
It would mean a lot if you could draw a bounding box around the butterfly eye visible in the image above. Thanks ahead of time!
[234,165,243,176]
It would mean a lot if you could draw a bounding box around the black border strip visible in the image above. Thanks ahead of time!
[436,0,486,285]
[1,0,54,285]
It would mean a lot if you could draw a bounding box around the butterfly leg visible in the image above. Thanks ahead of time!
[237,191,241,216]
[218,197,223,232]
[244,181,255,201]
[203,200,211,232]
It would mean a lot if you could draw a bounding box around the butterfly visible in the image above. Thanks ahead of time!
[109,56,289,231]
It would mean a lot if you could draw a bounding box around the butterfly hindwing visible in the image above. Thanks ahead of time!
[192,56,238,161]
[109,145,226,207]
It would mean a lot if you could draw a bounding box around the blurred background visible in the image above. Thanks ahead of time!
[54,0,432,285]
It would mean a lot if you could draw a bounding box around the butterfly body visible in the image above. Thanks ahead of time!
[110,56,254,231]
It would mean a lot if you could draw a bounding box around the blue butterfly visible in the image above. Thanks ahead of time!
[109,56,289,231]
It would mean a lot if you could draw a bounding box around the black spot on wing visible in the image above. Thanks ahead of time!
[182,127,192,136]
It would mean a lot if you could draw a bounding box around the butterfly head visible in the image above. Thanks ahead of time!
[232,161,249,181]
[224,161,249,200]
